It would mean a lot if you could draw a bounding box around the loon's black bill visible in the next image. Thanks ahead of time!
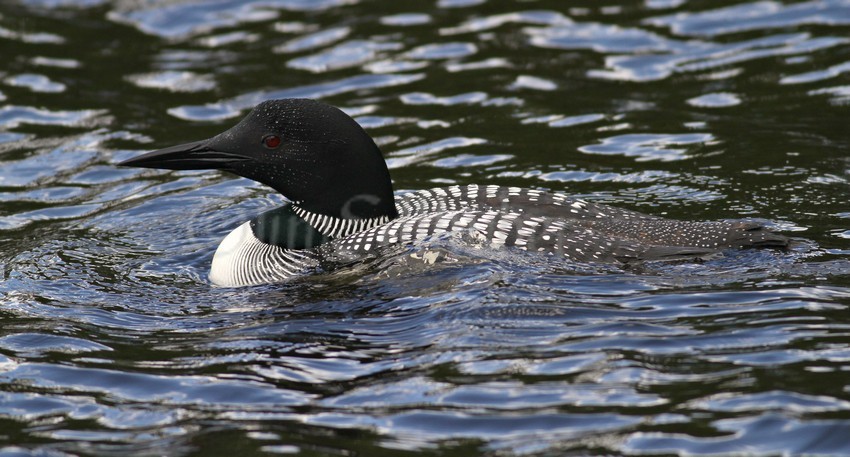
[118,140,248,170]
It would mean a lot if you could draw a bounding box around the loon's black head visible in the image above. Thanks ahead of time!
[119,99,398,220]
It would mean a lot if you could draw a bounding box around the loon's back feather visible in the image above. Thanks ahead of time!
[388,184,788,255]
[209,184,790,287]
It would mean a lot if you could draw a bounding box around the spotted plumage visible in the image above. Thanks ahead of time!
[119,98,789,287]
[340,184,785,261]
[209,184,787,286]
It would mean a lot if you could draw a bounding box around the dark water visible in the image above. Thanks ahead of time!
[1,0,850,455]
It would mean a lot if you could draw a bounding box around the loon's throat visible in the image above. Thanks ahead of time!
[291,204,393,239]
[250,204,332,250]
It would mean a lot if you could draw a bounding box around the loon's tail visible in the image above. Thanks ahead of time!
[617,221,790,262]
[727,221,790,249]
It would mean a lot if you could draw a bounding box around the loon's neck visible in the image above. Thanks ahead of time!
[291,203,396,239]
[251,204,332,249]
[281,135,400,239]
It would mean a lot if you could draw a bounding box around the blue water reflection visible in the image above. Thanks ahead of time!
[1,0,849,455]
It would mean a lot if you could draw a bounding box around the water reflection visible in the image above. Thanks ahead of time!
[1,0,850,455]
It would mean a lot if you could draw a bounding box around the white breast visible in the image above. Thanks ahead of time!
[209,222,320,287]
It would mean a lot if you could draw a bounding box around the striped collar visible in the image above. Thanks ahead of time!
[291,205,392,238]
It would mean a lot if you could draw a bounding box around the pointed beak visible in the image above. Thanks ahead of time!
[118,140,249,170]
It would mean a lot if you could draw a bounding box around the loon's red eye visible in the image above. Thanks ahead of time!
[262,134,281,149]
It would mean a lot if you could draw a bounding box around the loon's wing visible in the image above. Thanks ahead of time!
[396,185,788,252]
[396,185,658,221]
[328,208,777,264]
[577,218,790,251]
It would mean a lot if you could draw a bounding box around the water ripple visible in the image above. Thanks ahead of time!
[527,22,672,54]
[808,85,850,105]
[288,40,403,73]
[274,26,350,53]
[169,73,424,120]
[2,0,850,455]
[386,137,487,169]
[4,74,66,93]
[380,13,431,27]
[126,71,216,93]
[647,0,850,37]
[0,106,106,129]
[686,92,742,108]
[586,33,846,82]
[400,91,488,106]
[0,362,312,406]
[579,133,715,162]
[441,10,572,35]
[781,60,850,84]
[625,414,850,455]
[0,24,64,44]
[108,0,352,39]
[404,42,478,60]
[692,391,850,413]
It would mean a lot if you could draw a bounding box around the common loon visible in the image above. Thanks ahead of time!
[119,98,789,287]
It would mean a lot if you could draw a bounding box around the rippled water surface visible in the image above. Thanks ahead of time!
[2,0,850,455]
